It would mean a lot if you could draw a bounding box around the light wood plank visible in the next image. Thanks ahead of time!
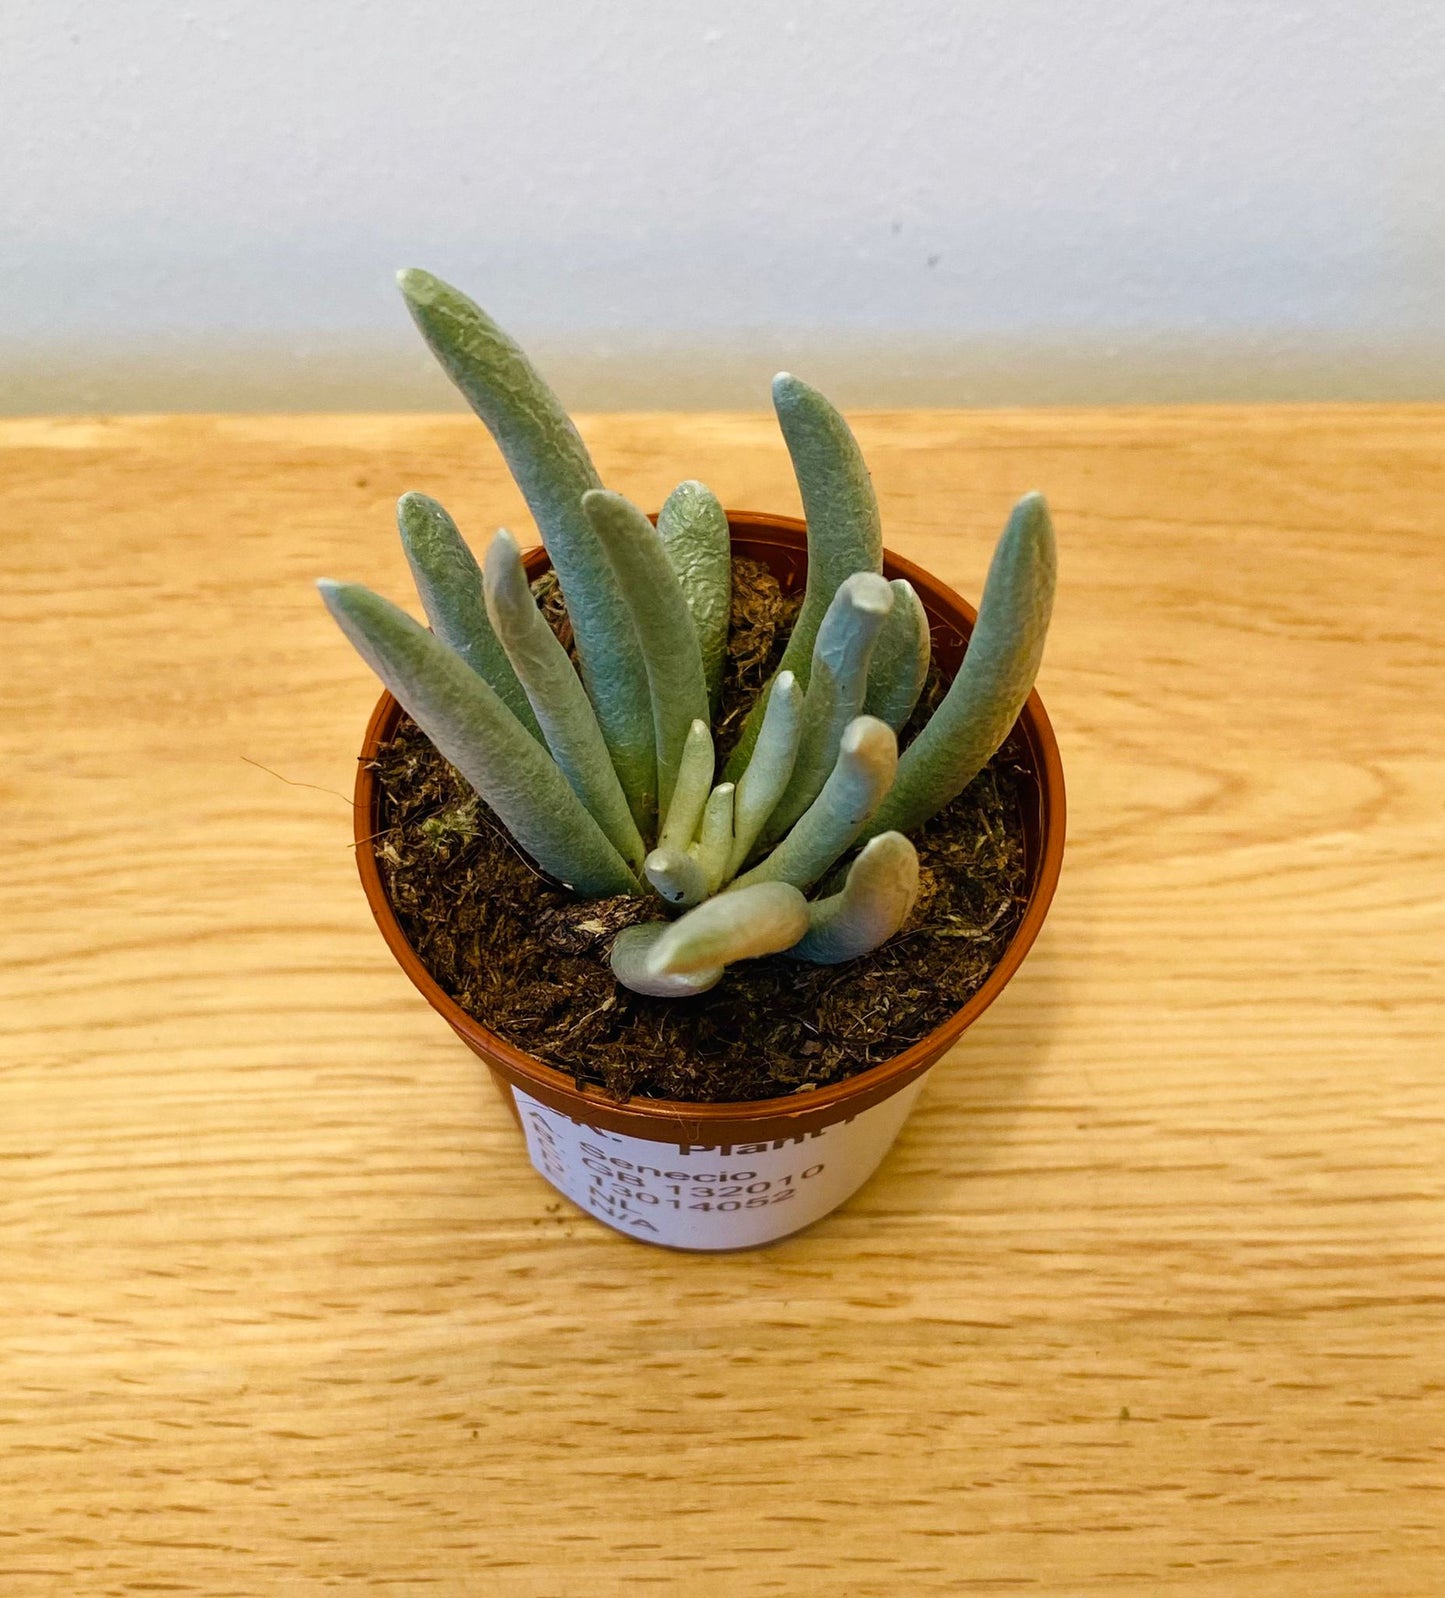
[2,407,1443,1596]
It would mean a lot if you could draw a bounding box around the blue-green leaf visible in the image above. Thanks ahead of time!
[482,528,646,872]
[396,491,543,741]
[725,373,882,778]
[397,268,656,828]
[318,579,640,898]
[865,493,1055,839]
[731,716,897,893]
[788,832,920,964]
[582,489,710,819]
[658,480,732,710]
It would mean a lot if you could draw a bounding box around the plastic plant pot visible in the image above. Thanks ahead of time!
[354,513,1065,1250]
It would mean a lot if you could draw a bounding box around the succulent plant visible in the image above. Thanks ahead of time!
[320,269,1056,998]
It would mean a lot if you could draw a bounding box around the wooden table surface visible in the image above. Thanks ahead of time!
[3,407,1443,1596]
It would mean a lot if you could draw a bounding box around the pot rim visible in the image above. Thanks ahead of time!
[352,510,1066,1130]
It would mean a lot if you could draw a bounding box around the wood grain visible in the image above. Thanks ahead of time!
[2,407,1442,1596]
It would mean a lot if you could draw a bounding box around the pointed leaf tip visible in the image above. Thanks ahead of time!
[1010,491,1054,538]
[315,578,351,611]
[395,267,442,304]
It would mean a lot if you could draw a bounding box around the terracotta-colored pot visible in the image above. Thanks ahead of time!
[354,513,1065,1250]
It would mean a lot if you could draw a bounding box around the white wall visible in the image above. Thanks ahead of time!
[5,0,1444,412]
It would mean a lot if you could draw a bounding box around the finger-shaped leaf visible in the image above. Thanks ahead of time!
[788,832,920,964]
[690,783,735,897]
[725,671,802,880]
[865,493,1055,840]
[643,845,709,908]
[762,572,893,842]
[482,528,646,872]
[397,268,656,827]
[864,578,931,732]
[725,373,882,777]
[582,490,710,818]
[658,480,731,710]
[658,719,715,852]
[610,922,723,997]
[397,492,543,741]
[649,882,810,977]
[731,716,897,894]
[319,579,640,898]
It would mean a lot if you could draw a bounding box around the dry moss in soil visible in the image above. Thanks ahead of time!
[369,555,1031,1103]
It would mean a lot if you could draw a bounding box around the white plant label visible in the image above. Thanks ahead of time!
[513,1079,926,1250]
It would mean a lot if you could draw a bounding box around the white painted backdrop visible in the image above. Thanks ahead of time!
[4,0,1443,411]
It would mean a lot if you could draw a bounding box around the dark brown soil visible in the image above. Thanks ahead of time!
[368,557,1031,1103]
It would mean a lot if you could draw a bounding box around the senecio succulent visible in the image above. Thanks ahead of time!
[320,269,1056,999]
